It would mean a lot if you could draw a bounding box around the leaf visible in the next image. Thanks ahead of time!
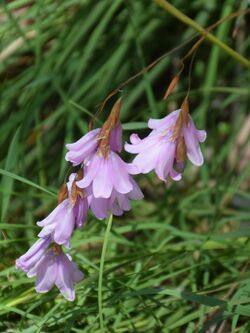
[1,127,20,221]
[0,169,56,197]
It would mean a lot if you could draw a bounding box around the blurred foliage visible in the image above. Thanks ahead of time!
[0,0,250,332]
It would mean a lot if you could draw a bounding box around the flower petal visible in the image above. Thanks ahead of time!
[183,121,204,166]
[16,237,51,272]
[53,206,75,246]
[92,157,113,198]
[66,128,100,151]
[148,110,180,130]
[77,154,100,189]
[35,252,57,293]
[131,142,164,174]
[196,129,207,142]
[155,142,176,181]
[65,140,98,166]
[127,177,144,200]
[37,200,67,227]
[90,196,109,220]
[125,133,158,154]
[74,198,88,228]
[55,254,76,301]
[110,153,133,194]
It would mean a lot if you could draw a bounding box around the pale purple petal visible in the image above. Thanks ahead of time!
[127,177,144,200]
[170,168,182,181]
[110,153,133,194]
[196,129,207,142]
[92,157,113,198]
[66,128,100,151]
[183,120,204,166]
[126,163,140,175]
[125,133,158,154]
[130,133,141,144]
[35,252,57,293]
[37,200,68,227]
[53,206,75,246]
[131,142,164,174]
[155,141,176,181]
[77,154,101,189]
[71,260,85,283]
[89,196,109,220]
[74,198,88,228]
[38,224,57,238]
[65,139,99,166]
[116,193,131,211]
[148,110,180,130]
[55,254,75,301]
[110,201,123,216]
[16,237,51,272]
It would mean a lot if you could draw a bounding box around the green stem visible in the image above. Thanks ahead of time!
[154,0,250,69]
[98,214,113,333]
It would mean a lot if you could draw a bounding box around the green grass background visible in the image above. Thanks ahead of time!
[1,0,250,332]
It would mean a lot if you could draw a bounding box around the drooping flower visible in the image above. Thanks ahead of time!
[16,236,51,273]
[37,172,88,247]
[88,176,143,219]
[66,99,143,211]
[17,242,84,301]
[125,100,206,181]
[65,122,122,166]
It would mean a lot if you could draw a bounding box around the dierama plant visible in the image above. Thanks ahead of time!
[16,95,206,301]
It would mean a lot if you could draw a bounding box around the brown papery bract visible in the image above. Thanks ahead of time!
[98,98,122,158]
[176,136,186,162]
[58,182,68,204]
[70,170,85,207]
[163,75,179,100]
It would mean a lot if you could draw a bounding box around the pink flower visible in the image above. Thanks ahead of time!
[37,173,88,247]
[125,109,206,181]
[65,99,143,215]
[17,241,84,301]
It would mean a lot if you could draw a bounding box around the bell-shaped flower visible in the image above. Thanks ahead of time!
[125,107,206,181]
[17,242,84,301]
[66,99,143,204]
[37,173,88,247]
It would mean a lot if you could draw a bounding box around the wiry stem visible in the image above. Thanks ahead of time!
[98,214,113,333]
[154,0,250,69]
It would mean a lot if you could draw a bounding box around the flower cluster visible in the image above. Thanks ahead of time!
[16,97,206,301]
